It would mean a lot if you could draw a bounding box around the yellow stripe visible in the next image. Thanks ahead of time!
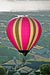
[26,18,34,50]
[29,18,38,49]
[13,18,20,50]
[27,18,36,50]
[18,18,23,50]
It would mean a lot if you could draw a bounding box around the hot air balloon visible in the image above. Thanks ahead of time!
[6,17,42,57]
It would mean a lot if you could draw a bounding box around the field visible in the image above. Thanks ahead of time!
[0,11,50,75]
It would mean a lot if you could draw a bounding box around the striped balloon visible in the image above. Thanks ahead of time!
[6,17,42,56]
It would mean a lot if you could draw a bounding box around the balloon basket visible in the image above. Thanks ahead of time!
[18,50,29,64]
[22,56,26,63]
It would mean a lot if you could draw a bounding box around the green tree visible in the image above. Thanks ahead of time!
[0,66,6,75]
[40,64,50,75]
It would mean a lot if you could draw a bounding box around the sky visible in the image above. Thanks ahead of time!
[0,0,50,12]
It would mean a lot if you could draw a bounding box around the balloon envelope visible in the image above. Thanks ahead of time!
[6,17,42,56]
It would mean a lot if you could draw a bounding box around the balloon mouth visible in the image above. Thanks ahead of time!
[18,50,29,56]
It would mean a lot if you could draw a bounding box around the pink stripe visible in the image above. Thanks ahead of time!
[30,18,42,50]
[21,17,30,50]
[6,18,20,50]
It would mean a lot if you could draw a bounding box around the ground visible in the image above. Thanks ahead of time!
[0,11,50,75]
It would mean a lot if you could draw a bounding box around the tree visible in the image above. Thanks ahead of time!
[0,66,6,75]
[40,64,50,75]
